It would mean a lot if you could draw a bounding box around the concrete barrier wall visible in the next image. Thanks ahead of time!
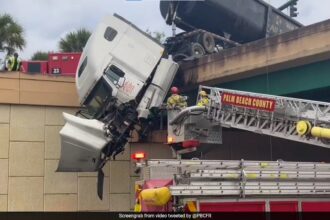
[0,72,79,106]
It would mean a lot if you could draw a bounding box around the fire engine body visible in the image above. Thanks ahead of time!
[134,86,330,212]
[136,159,330,213]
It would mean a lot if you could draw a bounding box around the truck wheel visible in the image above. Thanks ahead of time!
[190,43,205,58]
[173,53,189,62]
[198,32,215,54]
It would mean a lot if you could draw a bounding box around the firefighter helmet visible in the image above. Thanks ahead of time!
[199,90,207,96]
[171,87,179,94]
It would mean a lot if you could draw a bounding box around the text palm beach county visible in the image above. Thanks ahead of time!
[222,92,276,112]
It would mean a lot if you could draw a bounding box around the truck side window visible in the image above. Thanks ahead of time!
[78,57,87,77]
[104,27,117,41]
[104,65,125,86]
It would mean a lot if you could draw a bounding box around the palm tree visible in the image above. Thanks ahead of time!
[59,28,91,52]
[0,13,26,55]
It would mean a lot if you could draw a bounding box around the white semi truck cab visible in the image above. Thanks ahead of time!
[57,14,178,187]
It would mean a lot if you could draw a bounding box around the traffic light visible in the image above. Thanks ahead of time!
[290,1,298,17]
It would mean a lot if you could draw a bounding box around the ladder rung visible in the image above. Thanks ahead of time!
[146,159,330,171]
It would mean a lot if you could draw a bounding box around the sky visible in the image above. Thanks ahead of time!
[0,0,329,60]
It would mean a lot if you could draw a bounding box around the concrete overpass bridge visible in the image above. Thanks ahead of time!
[179,18,330,101]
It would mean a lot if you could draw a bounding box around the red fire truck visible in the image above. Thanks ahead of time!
[21,52,81,76]
[133,86,330,215]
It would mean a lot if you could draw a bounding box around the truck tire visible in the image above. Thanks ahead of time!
[198,32,215,54]
[173,53,189,62]
[190,43,205,58]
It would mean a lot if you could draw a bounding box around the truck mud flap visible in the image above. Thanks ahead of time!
[57,113,109,172]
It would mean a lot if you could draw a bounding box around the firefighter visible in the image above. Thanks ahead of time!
[167,86,187,109]
[197,90,210,107]
[6,52,21,71]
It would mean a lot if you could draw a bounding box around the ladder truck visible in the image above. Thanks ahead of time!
[133,86,330,213]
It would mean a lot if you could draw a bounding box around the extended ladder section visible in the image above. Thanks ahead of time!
[141,159,330,198]
[198,86,330,148]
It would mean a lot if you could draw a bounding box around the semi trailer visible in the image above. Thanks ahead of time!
[160,0,303,60]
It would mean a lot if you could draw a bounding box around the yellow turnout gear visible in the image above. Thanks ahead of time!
[167,94,187,109]
[197,96,209,107]
[7,55,21,71]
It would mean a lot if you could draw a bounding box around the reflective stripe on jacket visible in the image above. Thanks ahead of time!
[197,97,210,107]
[7,56,21,71]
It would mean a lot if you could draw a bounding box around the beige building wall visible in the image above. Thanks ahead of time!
[0,72,175,211]
[0,103,172,211]
[0,73,168,212]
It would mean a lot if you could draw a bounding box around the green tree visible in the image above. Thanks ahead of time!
[31,51,49,61]
[59,28,91,52]
[146,29,166,44]
[0,13,26,55]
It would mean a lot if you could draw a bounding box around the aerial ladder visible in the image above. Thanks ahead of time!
[168,85,330,154]
[134,86,330,212]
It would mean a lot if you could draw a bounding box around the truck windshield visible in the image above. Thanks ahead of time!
[83,77,112,118]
